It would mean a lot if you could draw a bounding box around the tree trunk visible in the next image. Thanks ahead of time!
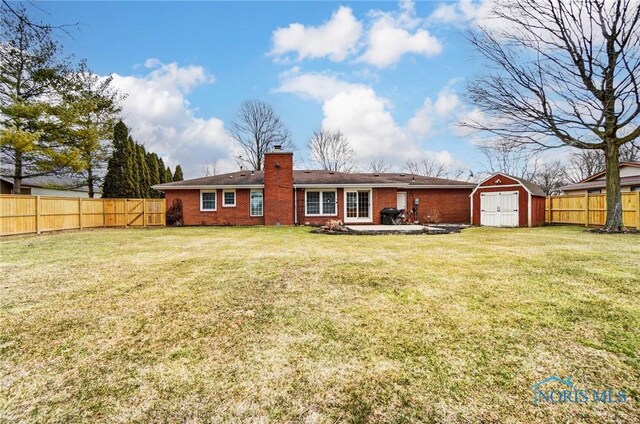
[13,151,22,195]
[87,166,94,198]
[603,142,623,231]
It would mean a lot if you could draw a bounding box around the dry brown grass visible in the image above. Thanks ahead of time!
[0,226,638,423]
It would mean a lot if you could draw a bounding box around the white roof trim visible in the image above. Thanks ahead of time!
[469,172,532,197]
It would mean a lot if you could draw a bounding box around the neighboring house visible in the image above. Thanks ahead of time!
[558,162,640,194]
[471,173,546,227]
[0,176,102,198]
[153,147,476,226]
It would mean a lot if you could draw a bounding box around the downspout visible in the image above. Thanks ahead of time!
[293,185,298,225]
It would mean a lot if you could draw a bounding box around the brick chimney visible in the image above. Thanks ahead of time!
[263,146,294,225]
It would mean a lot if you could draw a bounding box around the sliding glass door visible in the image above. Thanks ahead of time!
[345,190,371,222]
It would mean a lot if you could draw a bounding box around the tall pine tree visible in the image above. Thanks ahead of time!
[137,144,150,198]
[173,165,184,181]
[157,157,167,184]
[165,166,173,183]
[102,121,135,198]
[147,152,161,198]
[127,136,140,197]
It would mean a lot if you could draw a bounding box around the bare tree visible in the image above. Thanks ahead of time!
[229,100,293,171]
[477,140,541,180]
[462,0,640,231]
[405,156,468,180]
[368,157,391,173]
[405,157,447,178]
[566,140,639,182]
[308,129,356,172]
[201,160,219,177]
[533,160,567,194]
[566,149,606,183]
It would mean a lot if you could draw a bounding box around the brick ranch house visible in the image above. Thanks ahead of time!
[152,148,477,226]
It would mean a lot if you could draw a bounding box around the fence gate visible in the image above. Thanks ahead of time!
[126,199,145,226]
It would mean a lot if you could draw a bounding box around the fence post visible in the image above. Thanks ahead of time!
[584,193,589,227]
[35,195,41,234]
[546,197,550,223]
[636,191,640,230]
[143,199,147,227]
[124,199,128,228]
[78,198,83,230]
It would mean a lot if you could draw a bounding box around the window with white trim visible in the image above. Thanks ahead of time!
[223,190,236,207]
[250,190,263,216]
[200,190,216,211]
[305,190,337,216]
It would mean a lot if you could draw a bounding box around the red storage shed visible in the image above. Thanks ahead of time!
[471,173,546,227]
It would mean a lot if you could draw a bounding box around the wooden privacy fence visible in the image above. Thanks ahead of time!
[546,192,640,229]
[0,195,165,236]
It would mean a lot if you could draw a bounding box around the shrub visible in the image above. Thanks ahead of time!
[166,198,183,226]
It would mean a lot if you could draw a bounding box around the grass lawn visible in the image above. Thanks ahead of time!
[1,226,638,423]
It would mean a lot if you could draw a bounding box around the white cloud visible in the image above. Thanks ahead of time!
[108,59,238,178]
[358,1,442,68]
[407,86,461,136]
[276,70,463,168]
[269,6,362,62]
[272,67,366,101]
[429,0,489,26]
[270,1,443,68]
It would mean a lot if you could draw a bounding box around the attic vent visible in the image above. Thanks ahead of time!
[240,173,246,176]
[303,170,312,174]
[229,175,233,178]
[399,173,405,177]
[329,171,334,174]
[374,173,379,177]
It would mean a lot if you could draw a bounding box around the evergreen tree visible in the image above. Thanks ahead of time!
[165,166,173,183]
[147,152,161,198]
[0,3,79,194]
[157,157,167,184]
[173,165,184,181]
[102,121,135,198]
[137,144,150,198]
[62,61,123,198]
[127,136,140,197]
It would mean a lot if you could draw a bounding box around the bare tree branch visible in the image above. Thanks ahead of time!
[308,129,355,172]
[229,100,293,171]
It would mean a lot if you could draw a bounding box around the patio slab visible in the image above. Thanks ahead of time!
[346,225,429,232]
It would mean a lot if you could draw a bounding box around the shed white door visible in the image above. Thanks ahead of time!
[480,191,518,227]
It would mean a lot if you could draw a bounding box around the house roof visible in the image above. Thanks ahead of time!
[471,172,546,197]
[558,175,640,192]
[152,170,477,190]
[0,175,100,193]
[578,162,640,183]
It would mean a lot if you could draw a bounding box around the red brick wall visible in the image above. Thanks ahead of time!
[406,189,472,224]
[264,152,294,225]
[292,187,471,225]
[165,189,264,226]
[295,188,345,225]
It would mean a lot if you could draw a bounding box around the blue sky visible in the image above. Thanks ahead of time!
[37,1,489,178]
